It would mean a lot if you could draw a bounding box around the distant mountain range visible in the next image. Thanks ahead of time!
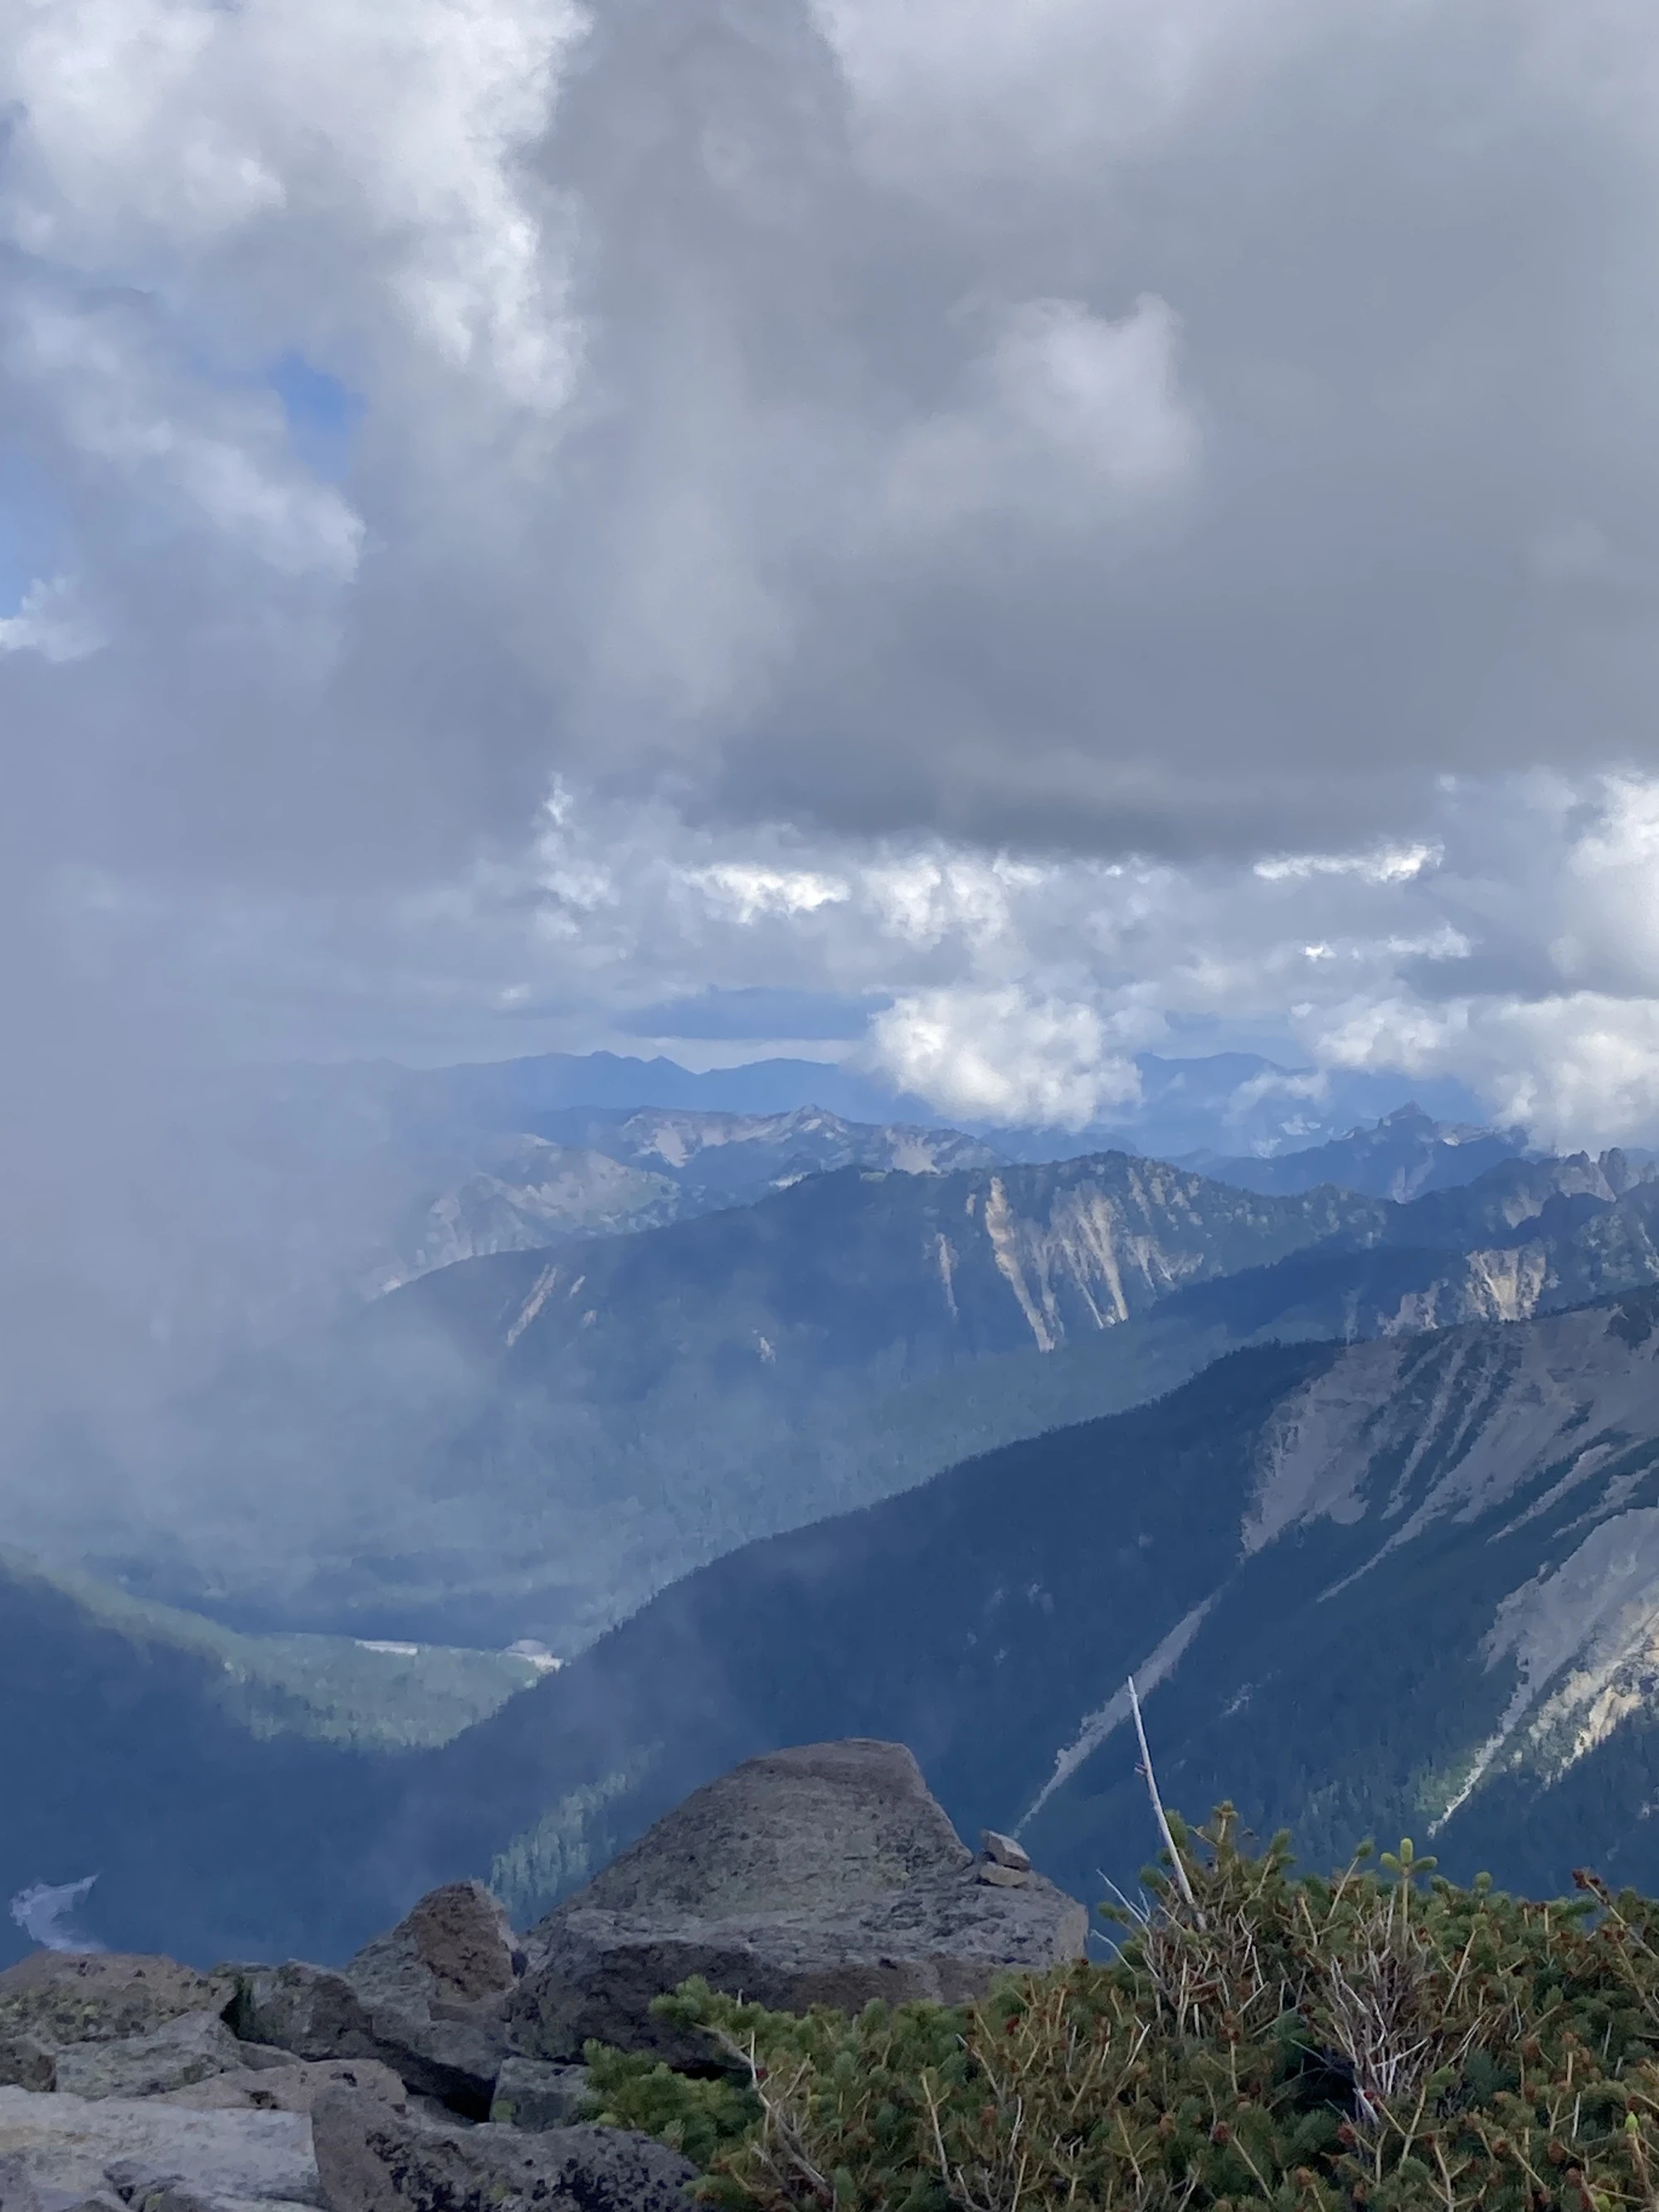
[275,1043,1493,1165]
[368,1109,1001,1294]
[88,1051,1502,1380]
[372,1099,1535,1296]
[1185,1101,1531,1201]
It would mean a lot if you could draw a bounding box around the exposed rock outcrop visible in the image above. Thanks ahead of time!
[310,2086,696,2212]
[0,1957,236,2090]
[508,1739,1087,2063]
[229,1882,514,2114]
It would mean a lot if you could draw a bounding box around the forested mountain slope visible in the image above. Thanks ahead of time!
[110,1156,1386,1645]
[401,1286,1659,1928]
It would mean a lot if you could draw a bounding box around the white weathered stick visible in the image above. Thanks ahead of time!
[1127,1674,1197,1909]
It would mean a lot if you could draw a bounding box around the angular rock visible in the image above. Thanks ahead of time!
[53,2014,250,2103]
[224,1964,377,2069]
[980,1830,1031,1874]
[311,2087,695,2212]
[508,1740,1087,2063]
[489,2059,590,2131]
[349,1884,516,2010]
[229,1962,499,2117]
[0,2086,319,2210]
[161,2056,406,2117]
[227,1884,513,2115]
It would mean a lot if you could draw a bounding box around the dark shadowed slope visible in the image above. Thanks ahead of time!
[0,1553,541,1969]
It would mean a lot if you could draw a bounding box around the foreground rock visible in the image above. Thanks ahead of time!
[312,2086,695,2212]
[508,1739,1087,2062]
[0,2083,321,2208]
[230,1883,513,2114]
[0,1957,235,2091]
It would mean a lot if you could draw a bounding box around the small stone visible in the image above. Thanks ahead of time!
[383,1883,518,2007]
[975,1862,1029,1889]
[980,1830,1031,1874]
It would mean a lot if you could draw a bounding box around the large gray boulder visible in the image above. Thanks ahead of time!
[311,2086,695,2212]
[228,1882,515,2113]
[0,1958,235,2093]
[0,2085,320,2210]
[508,1739,1087,2062]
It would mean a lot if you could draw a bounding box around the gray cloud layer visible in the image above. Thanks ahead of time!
[8,0,1659,890]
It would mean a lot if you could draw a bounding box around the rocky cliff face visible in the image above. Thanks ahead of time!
[369,1110,1011,1296]
[531,1103,1004,1194]
[366,1137,679,1296]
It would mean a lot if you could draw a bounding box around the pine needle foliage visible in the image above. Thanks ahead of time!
[585,1804,1659,2210]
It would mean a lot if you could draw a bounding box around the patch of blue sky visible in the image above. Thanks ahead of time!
[0,469,63,619]
[270,353,365,480]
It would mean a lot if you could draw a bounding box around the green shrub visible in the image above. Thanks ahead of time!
[589,1805,1659,2210]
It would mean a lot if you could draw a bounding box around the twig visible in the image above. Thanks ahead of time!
[1128,1674,1197,1910]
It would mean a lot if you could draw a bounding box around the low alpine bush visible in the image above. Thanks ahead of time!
[584,1805,1659,2209]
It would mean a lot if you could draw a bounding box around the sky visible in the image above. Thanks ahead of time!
[7,0,1659,1147]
